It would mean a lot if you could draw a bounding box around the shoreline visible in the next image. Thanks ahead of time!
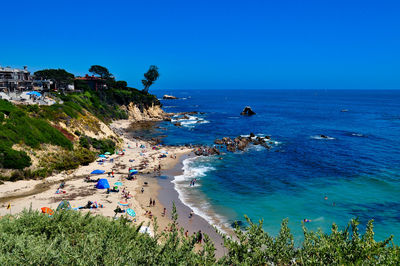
[158,153,230,258]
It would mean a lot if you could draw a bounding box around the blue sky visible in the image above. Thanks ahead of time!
[1,0,399,90]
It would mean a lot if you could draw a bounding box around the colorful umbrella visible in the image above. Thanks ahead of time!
[126,208,136,217]
[99,154,107,158]
[119,201,129,206]
[41,207,54,216]
[104,152,111,155]
[114,182,123,186]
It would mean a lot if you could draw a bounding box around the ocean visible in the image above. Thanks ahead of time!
[139,89,400,243]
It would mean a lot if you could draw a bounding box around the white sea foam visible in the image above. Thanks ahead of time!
[172,157,230,233]
[311,135,335,140]
[351,133,364,137]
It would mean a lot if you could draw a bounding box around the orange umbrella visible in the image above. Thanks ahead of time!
[41,207,54,216]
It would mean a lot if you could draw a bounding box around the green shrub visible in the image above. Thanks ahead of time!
[79,136,115,154]
[0,146,31,169]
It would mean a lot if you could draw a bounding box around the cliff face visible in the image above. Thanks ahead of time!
[121,102,169,122]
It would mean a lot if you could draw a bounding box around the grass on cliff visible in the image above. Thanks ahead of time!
[0,100,73,170]
[0,209,399,265]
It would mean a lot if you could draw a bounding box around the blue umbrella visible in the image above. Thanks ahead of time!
[91,169,105,174]
[98,154,106,158]
[126,208,136,217]
[114,182,123,186]
[27,91,42,97]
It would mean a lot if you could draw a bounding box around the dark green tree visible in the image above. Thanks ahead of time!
[142,65,159,93]
[34,69,74,91]
[88,65,112,79]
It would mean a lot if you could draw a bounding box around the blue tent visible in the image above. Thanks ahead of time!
[27,91,42,97]
[96,178,110,189]
[129,169,138,175]
[91,169,105,174]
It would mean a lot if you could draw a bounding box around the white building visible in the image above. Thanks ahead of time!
[0,66,33,92]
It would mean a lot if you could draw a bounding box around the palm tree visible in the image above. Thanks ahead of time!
[142,65,159,93]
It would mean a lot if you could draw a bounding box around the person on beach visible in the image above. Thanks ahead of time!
[162,207,166,216]
[141,187,144,193]
[197,230,202,244]
[149,198,152,207]
[189,210,194,219]
[185,230,189,238]
[152,199,156,207]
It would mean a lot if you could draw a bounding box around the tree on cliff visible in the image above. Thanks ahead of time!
[89,65,113,79]
[34,69,74,91]
[142,65,159,93]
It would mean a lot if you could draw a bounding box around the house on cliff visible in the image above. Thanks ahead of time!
[75,74,107,91]
[0,66,33,92]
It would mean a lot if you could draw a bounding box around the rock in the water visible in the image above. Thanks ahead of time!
[240,106,256,116]
[214,139,224,145]
[163,94,178,100]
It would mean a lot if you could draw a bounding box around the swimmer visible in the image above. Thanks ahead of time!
[303,219,311,223]
[324,196,328,200]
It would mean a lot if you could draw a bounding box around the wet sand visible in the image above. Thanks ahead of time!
[158,153,229,258]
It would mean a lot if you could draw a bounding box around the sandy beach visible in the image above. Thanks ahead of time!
[0,119,191,236]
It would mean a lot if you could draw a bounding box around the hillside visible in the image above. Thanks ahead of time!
[0,87,165,182]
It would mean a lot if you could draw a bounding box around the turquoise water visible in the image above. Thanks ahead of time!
[151,89,400,243]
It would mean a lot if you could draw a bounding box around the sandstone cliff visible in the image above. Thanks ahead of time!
[121,103,169,122]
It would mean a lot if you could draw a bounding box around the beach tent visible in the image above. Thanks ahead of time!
[91,169,105,174]
[56,200,71,211]
[129,169,138,175]
[96,178,110,189]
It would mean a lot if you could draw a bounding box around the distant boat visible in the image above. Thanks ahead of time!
[341,109,349,112]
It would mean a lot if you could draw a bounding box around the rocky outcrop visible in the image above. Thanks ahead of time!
[163,95,178,100]
[240,106,256,116]
[121,103,170,122]
[211,133,271,153]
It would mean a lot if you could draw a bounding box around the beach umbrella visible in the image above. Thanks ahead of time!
[160,150,168,154]
[41,207,54,216]
[104,152,111,155]
[126,208,136,217]
[27,91,42,97]
[114,182,123,186]
[91,169,105,174]
[119,201,129,206]
[98,154,107,158]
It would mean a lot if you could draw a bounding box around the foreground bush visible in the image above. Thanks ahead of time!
[0,209,399,265]
[0,209,213,265]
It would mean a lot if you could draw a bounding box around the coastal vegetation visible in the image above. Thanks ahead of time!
[0,209,398,265]
[142,65,160,94]
[0,65,161,180]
